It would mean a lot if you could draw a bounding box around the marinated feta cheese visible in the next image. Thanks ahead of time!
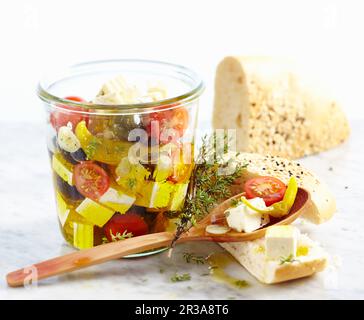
[57,125,81,153]
[153,154,173,182]
[94,75,168,105]
[52,154,74,186]
[265,225,299,260]
[135,181,174,208]
[73,222,94,249]
[76,198,115,227]
[55,191,70,227]
[168,183,189,211]
[99,187,135,214]
[225,197,270,233]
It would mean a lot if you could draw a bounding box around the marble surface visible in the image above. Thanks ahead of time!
[1,120,364,300]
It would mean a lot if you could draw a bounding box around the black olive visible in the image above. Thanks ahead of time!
[59,148,79,165]
[112,114,144,141]
[71,148,87,162]
[55,175,84,201]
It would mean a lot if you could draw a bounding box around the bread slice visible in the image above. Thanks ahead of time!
[213,56,350,159]
[228,152,336,224]
[220,234,328,284]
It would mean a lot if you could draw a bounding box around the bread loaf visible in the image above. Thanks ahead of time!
[213,56,350,159]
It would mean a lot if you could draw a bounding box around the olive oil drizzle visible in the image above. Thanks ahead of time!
[207,252,249,289]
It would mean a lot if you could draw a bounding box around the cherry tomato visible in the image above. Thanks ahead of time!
[50,96,88,131]
[143,105,189,143]
[244,176,287,206]
[73,161,110,200]
[103,211,149,242]
[169,107,189,133]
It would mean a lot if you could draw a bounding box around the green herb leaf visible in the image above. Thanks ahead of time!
[230,198,242,207]
[279,254,297,265]
[235,280,249,288]
[183,252,206,264]
[170,273,191,282]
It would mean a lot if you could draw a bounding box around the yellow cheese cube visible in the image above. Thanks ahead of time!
[168,183,189,211]
[135,181,174,208]
[76,198,115,227]
[73,222,94,249]
[52,154,74,185]
[99,188,135,213]
[55,192,70,227]
[115,157,150,194]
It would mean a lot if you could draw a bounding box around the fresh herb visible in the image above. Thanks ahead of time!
[279,254,297,265]
[234,280,249,288]
[170,273,191,282]
[183,252,206,264]
[84,137,101,159]
[102,230,133,243]
[230,198,242,207]
[127,178,137,190]
[171,134,246,246]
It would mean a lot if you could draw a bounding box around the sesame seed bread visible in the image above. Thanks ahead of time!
[213,56,350,159]
[228,152,336,224]
[220,234,328,284]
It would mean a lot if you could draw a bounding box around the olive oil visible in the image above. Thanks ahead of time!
[207,252,249,289]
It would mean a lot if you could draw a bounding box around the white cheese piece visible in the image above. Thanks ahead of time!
[57,125,81,153]
[225,197,269,233]
[265,225,299,260]
[99,187,135,213]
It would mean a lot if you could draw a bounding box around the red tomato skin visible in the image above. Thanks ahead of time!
[103,213,149,242]
[244,176,287,206]
[50,96,88,131]
[142,105,189,142]
[73,161,110,200]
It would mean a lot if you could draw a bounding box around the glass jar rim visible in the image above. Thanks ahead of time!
[37,59,204,115]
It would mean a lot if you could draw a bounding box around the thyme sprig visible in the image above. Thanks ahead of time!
[171,134,246,247]
[183,252,206,265]
[279,254,297,265]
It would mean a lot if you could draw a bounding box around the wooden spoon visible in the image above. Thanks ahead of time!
[6,188,309,287]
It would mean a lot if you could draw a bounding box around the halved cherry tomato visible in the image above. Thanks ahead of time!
[143,104,189,143]
[244,176,287,206]
[73,161,110,200]
[50,96,88,131]
[103,211,149,242]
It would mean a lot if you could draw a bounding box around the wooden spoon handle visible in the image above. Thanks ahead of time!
[6,231,174,287]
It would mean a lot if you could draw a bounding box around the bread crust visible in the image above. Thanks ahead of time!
[229,152,336,224]
[213,56,350,159]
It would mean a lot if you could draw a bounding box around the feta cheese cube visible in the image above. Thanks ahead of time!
[76,198,115,227]
[99,188,135,214]
[73,222,94,249]
[55,192,70,227]
[225,197,269,233]
[265,225,299,260]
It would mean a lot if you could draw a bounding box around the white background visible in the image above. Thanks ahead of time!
[0,0,363,123]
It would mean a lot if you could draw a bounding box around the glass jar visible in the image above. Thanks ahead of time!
[37,59,204,256]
